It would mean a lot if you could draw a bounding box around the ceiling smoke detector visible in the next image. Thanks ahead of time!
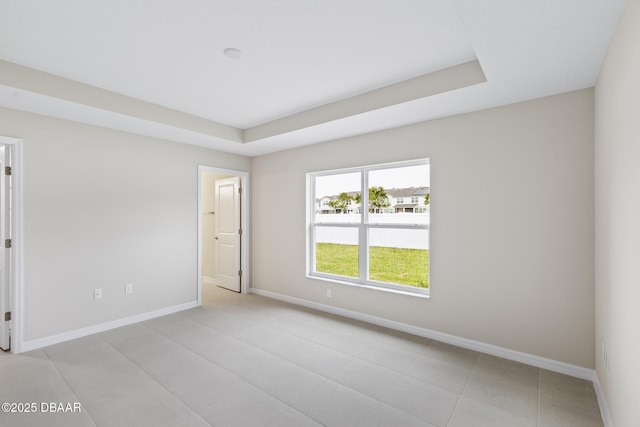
[223,48,242,59]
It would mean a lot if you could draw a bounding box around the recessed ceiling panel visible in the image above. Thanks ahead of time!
[0,0,475,128]
[0,0,626,157]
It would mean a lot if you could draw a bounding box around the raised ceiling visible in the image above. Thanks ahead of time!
[0,0,626,156]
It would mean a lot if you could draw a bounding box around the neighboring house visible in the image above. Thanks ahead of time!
[316,196,335,214]
[383,187,430,213]
[316,191,361,214]
[317,187,430,214]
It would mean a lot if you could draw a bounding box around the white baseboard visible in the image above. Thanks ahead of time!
[19,301,198,353]
[593,374,613,427]
[202,276,217,286]
[250,288,595,381]
[252,288,614,425]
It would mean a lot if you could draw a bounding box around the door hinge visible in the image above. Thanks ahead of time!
[4,239,11,249]
[238,270,243,277]
[4,166,11,176]
[4,312,10,322]
[238,228,242,235]
[238,187,242,194]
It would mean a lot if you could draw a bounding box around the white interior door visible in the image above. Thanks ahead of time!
[215,177,241,292]
[0,145,11,350]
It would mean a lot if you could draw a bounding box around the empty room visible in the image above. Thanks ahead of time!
[0,0,638,426]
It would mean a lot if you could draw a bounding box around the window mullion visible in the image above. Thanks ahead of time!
[359,223,367,282]
[310,224,316,272]
[309,175,317,274]
[359,169,368,282]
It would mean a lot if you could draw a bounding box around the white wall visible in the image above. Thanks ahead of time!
[0,107,250,342]
[251,89,595,368]
[595,0,640,424]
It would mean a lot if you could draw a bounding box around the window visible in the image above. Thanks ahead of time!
[411,196,419,204]
[308,159,430,295]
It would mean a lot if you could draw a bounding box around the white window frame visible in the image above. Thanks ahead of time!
[307,159,430,296]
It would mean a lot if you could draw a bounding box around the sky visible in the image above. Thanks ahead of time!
[315,163,430,198]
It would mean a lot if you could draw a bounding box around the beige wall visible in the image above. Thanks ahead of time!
[0,73,598,373]
[0,107,250,342]
[251,89,595,368]
[595,0,640,424]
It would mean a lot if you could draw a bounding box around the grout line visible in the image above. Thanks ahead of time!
[444,352,480,427]
[537,368,541,427]
[245,289,478,405]
[252,288,596,381]
[98,334,214,426]
[8,288,602,427]
[192,294,433,383]
[139,317,322,420]
[41,347,99,427]
[191,296,430,379]
[197,290,438,422]
[244,288,596,425]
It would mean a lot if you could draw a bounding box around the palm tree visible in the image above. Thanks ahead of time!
[328,192,353,213]
[354,187,390,212]
[368,186,390,212]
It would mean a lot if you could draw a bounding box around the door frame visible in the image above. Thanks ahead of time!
[197,165,249,303]
[0,136,24,354]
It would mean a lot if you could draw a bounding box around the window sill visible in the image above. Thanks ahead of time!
[307,274,430,299]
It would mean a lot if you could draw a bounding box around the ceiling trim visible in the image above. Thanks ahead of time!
[0,58,486,151]
[244,60,486,142]
[0,59,243,143]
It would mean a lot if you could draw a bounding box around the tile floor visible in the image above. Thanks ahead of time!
[0,285,603,426]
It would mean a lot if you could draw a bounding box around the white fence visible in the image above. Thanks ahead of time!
[315,213,429,250]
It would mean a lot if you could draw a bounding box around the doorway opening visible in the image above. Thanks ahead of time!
[197,166,249,304]
[0,136,23,354]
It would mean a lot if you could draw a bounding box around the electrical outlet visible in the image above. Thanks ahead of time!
[327,288,332,298]
[94,288,103,300]
[125,283,133,294]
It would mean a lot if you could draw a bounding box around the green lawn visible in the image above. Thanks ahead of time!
[315,243,429,288]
